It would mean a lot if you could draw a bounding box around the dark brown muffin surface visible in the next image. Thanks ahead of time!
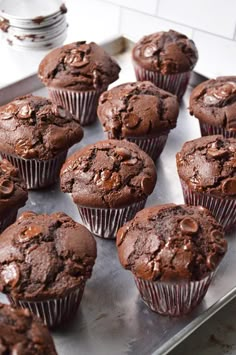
[132,30,198,74]
[117,204,227,282]
[0,303,57,354]
[189,76,236,129]
[97,81,179,138]
[176,135,236,197]
[60,139,157,208]
[38,41,121,91]
[0,159,27,215]
[0,211,97,300]
[0,95,83,160]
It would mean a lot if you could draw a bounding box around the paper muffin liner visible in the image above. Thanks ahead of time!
[48,87,106,126]
[7,286,84,328]
[1,150,67,190]
[125,134,169,161]
[133,63,191,100]
[199,122,236,138]
[0,210,18,233]
[77,200,147,239]
[180,179,236,231]
[134,273,214,316]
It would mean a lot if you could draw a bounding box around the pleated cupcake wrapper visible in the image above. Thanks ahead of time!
[7,287,84,328]
[133,63,191,100]
[180,179,236,231]
[48,87,106,126]
[134,273,214,316]
[1,151,67,190]
[125,134,169,161]
[199,121,236,138]
[0,210,18,233]
[77,200,147,239]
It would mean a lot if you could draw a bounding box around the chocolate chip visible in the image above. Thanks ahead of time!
[141,176,153,195]
[15,138,36,158]
[0,179,14,197]
[143,43,158,57]
[96,171,121,191]
[18,104,32,119]
[18,211,37,221]
[1,263,20,287]
[206,253,218,270]
[210,229,224,242]
[18,224,43,243]
[115,147,131,160]
[64,54,89,68]
[51,104,66,118]
[123,113,141,129]
[222,178,236,195]
[207,147,228,159]
[100,169,112,181]
[123,158,138,166]
[180,217,199,235]
[0,161,17,177]
[0,103,17,119]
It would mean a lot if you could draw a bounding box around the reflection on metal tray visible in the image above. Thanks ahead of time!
[0,37,235,355]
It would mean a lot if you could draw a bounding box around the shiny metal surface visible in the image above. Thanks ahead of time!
[0,42,235,355]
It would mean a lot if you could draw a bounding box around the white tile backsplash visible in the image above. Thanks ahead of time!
[193,30,236,78]
[158,0,236,39]
[65,0,120,43]
[101,0,158,15]
[120,8,193,41]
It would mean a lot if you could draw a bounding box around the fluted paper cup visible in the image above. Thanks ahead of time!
[133,63,191,101]
[49,87,106,126]
[0,210,18,233]
[77,200,147,239]
[7,286,84,328]
[134,273,214,316]
[1,150,67,190]
[180,179,236,231]
[199,122,236,138]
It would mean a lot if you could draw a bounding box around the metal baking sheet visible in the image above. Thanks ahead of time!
[0,37,236,355]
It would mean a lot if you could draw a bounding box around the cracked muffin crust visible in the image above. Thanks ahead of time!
[60,139,157,208]
[132,30,198,74]
[117,204,227,282]
[97,81,179,138]
[0,303,57,354]
[0,95,83,160]
[38,41,121,91]
[0,159,27,216]
[176,135,236,197]
[189,76,236,130]
[0,211,97,301]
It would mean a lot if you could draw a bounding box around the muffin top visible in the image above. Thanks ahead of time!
[0,211,97,300]
[189,76,236,130]
[132,30,198,74]
[60,139,157,208]
[0,95,83,160]
[0,303,57,354]
[38,41,121,91]
[97,81,179,138]
[117,204,227,282]
[176,135,236,197]
[0,159,27,215]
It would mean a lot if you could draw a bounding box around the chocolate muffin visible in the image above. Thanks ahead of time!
[38,41,121,125]
[132,30,198,100]
[97,81,179,161]
[0,211,97,328]
[117,203,227,316]
[0,94,83,189]
[189,76,236,138]
[0,303,57,354]
[0,159,27,232]
[60,139,157,239]
[176,135,236,231]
